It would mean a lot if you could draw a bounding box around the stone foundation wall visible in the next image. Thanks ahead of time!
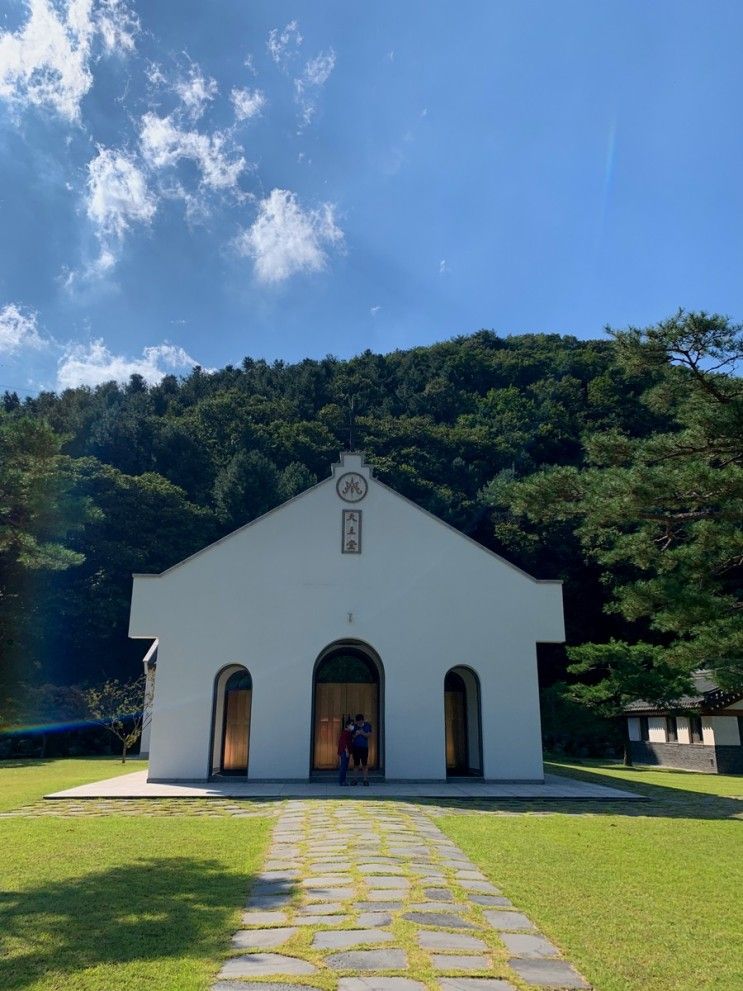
[630,741,718,773]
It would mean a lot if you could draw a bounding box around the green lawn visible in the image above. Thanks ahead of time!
[547,754,743,797]
[438,761,743,991]
[0,760,270,991]
[0,757,136,811]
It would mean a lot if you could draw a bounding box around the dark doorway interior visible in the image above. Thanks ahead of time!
[313,647,380,771]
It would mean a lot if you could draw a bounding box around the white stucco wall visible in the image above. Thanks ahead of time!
[676,716,690,744]
[129,454,564,782]
[648,717,666,743]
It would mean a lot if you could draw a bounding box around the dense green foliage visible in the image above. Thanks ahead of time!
[1,319,739,734]
[489,312,743,726]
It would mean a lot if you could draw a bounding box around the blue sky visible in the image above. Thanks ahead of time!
[1,1,742,393]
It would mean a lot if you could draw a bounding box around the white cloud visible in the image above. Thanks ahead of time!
[140,112,246,191]
[87,146,156,239]
[439,259,448,275]
[175,64,218,119]
[231,86,266,121]
[94,0,139,54]
[303,50,335,88]
[84,146,156,274]
[294,48,335,127]
[0,0,139,121]
[370,306,381,316]
[267,20,302,66]
[145,60,166,87]
[57,339,200,389]
[0,303,46,354]
[236,188,343,284]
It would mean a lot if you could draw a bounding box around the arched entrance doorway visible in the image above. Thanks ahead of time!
[444,666,483,776]
[312,643,383,773]
[211,665,252,776]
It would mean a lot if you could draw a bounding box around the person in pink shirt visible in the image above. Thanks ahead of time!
[337,718,354,786]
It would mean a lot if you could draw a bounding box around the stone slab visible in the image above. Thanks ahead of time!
[303,875,353,887]
[357,900,405,911]
[403,912,476,929]
[218,954,317,978]
[424,888,454,901]
[358,912,393,927]
[437,980,515,991]
[507,958,589,988]
[46,770,643,800]
[241,911,289,927]
[245,894,294,910]
[326,949,408,971]
[231,928,297,949]
[363,890,407,903]
[304,887,355,902]
[296,902,345,915]
[312,928,395,950]
[293,914,349,926]
[417,932,488,951]
[484,911,535,932]
[212,983,313,991]
[500,933,559,958]
[367,876,410,889]
[407,903,466,913]
[338,979,425,991]
[431,955,489,971]
[469,896,509,907]
[458,881,500,895]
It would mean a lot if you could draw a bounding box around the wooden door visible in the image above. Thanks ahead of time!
[445,689,467,772]
[222,688,251,772]
[313,682,378,769]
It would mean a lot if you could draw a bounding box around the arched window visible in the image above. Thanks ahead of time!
[444,666,482,776]
[211,665,252,776]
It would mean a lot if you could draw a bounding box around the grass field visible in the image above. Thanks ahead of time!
[438,760,743,991]
[0,757,135,811]
[1,757,741,991]
[0,759,270,991]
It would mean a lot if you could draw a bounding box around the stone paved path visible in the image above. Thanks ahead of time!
[213,800,590,990]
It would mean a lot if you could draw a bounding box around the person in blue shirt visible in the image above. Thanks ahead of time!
[350,712,372,786]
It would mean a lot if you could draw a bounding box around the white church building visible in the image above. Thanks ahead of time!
[129,453,565,783]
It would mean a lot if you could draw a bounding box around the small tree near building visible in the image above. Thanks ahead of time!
[566,641,693,766]
[84,676,152,762]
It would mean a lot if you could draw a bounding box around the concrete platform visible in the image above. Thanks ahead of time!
[45,770,640,801]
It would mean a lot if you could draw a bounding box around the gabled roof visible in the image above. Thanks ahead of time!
[625,671,743,714]
[133,451,561,586]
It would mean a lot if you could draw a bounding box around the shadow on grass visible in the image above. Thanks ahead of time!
[0,856,264,990]
[279,767,742,821]
[409,762,742,821]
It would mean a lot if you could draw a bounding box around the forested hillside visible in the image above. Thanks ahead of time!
[2,317,740,739]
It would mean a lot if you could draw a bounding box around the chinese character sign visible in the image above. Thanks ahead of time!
[342,510,362,553]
